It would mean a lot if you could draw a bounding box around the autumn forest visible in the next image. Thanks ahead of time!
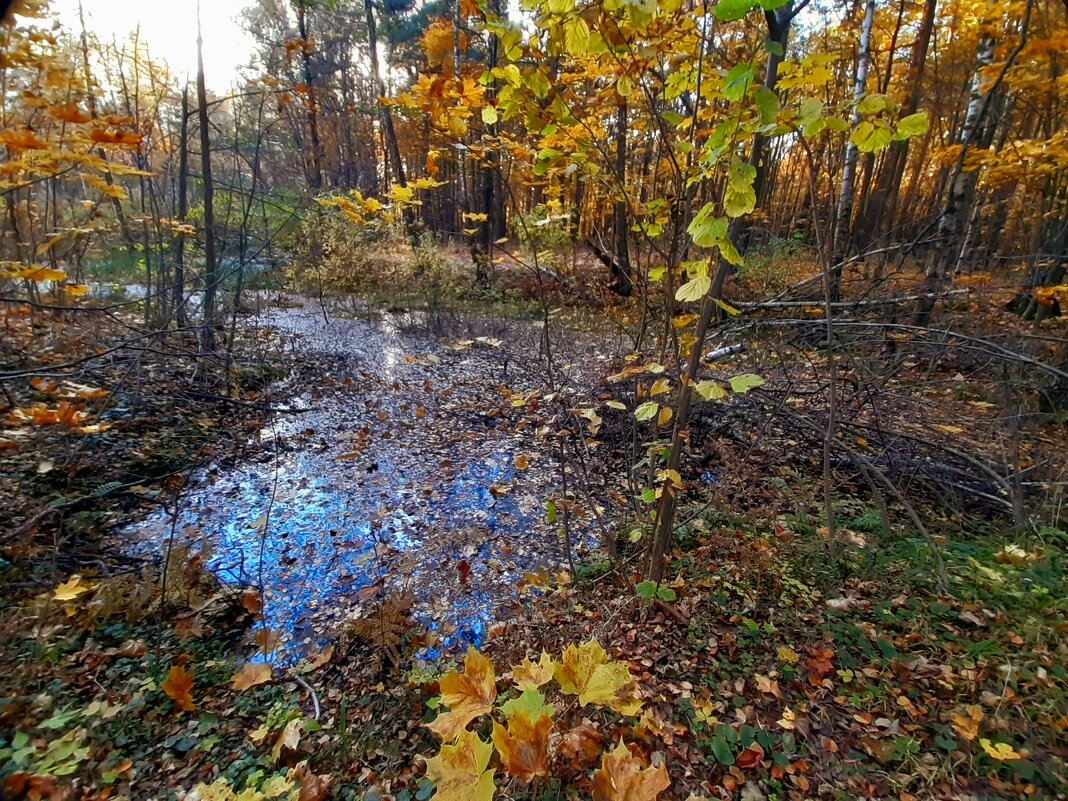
[1,0,1067,798]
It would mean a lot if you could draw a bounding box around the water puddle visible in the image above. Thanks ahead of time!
[121,299,621,662]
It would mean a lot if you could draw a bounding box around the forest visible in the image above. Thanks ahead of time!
[1,0,1066,798]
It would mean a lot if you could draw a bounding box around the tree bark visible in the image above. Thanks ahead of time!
[296,2,323,192]
[611,98,633,295]
[196,7,218,352]
[859,0,936,248]
[830,0,875,300]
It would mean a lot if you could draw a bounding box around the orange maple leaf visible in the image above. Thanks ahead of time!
[427,648,496,740]
[491,711,551,782]
[592,740,671,801]
[162,665,195,712]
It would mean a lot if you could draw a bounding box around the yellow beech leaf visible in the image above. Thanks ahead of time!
[979,738,1021,760]
[428,648,497,740]
[424,729,496,801]
[231,662,273,692]
[554,640,642,715]
[162,665,196,712]
[592,740,671,801]
[491,711,551,782]
[512,652,556,690]
[53,575,93,601]
[649,378,670,396]
[64,283,91,296]
[657,406,673,426]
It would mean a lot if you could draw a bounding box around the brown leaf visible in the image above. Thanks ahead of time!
[162,665,195,712]
[560,723,604,768]
[735,743,765,769]
[232,662,273,692]
[241,587,263,614]
[491,711,551,781]
[292,761,333,801]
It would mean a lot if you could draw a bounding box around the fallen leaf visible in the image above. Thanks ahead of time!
[979,738,1021,761]
[592,740,671,801]
[512,652,556,690]
[53,575,93,601]
[428,648,497,740]
[424,729,496,801]
[491,711,551,781]
[232,662,273,692]
[162,665,195,712]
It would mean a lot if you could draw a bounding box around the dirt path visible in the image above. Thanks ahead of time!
[119,297,627,660]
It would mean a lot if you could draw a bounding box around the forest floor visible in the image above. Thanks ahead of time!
[1,278,1066,801]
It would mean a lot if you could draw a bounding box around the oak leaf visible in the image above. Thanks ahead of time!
[231,662,273,692]
[424,729,496,801]
[491,711,551,781]
[162,665,195,712]
[428,648,497,740]
[592,740,670,801]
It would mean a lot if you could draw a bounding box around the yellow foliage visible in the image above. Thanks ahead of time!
[592,740,671,801]
[428,647,497,740]
[424,730,496,801]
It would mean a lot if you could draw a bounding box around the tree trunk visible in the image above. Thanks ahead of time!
[611,98,633,295]
[196,9,218,352]
[830,0,875,300]
[296,2,323,192]
[859,0,936,248]
[364,0,406,189]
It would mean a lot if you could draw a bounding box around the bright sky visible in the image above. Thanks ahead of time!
[50,0,258,88]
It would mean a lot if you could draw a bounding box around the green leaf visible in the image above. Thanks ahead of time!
[499,689,555,720]
[525,70,551,100]
[764,38,784,56]
[723,63,756,102]
[715,0,755,21]
[894,111,930,140]
[729,373,764,393]
[856,93,891,115]
[545,500,557,524]
[639,487,657,504]
[547,0,573,13]
[724,159,757,218]
[563,17,590,55]
[675,276,711,303]
[694,380,727,401]
[711,734,735,765]
[798,97,823,124]
[481,106,499,125]
[755,86,779,125]
[635,581,657,599]
[656,586,677,602]
[634,401,659,421]
[687,203,728,247]
[616,75,634,97]
[850,120,892,153]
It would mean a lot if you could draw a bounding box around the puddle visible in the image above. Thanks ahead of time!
[121,299,624,663]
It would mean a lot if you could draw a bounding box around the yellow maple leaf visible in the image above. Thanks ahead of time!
[428,648,497,740]
[592,740,671,801]
[161,665,195,712]
[491,711,551,782]
[53,575,93,601]
[512,652,556,691]
[950,704,983,741]
[979,738,1021,760]
[554,640,643,715]
[424,729,496,801]
[231,662,273,692]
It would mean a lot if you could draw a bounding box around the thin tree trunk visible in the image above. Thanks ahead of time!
[611,98,632,295]
[860,0,936,248]
[830,0,874,300]
[173,85,189,328]
[364,0,405,188]
[296,2,323,192]
[196,6,218,352]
